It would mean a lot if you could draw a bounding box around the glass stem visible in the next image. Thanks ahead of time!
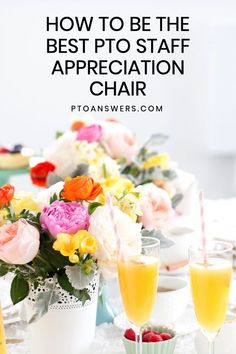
[208,339,215,354]
[135,327,142,354]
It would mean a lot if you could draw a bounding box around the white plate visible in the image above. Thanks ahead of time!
[215,237,236,248]
[114,307,199,336]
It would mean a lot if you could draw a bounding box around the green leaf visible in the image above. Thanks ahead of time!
[49,193,58,204]
[20,279,60,324]
[65,264,96,290]
[77,288,91,304]
[138,179,153,186]
[10,275,29,305]
[31,253,55,277]
[40,245,71,270]
[88,202,102,215]
[171,193,183,209]
[0,264,8,277]
[102,163,107,178]
[141,229,175,249]
[55,131,64,139]
[57,270,90,305]
[143,134,169,148]
[162,169,177,181]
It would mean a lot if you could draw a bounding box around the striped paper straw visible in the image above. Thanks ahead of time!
[106,194,124,260]
[199,190,207,265]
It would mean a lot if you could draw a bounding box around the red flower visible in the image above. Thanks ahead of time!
[30,161,55,187]
[0,184,15,208]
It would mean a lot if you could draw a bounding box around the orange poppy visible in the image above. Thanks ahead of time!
[62,176,103,201]
[71,121,85,131]
[0,184,15,208]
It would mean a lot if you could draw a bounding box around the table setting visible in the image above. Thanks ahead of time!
[1,117,236,354]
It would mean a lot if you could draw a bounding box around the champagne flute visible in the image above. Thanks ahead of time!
[189,241,233,354]
[118,237,160,354]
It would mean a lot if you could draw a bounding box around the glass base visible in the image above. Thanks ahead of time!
[201,329,219,342]
[129,323,143,354]
[201,329,219,354]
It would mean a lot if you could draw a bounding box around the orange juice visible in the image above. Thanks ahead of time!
[0,305,6,354]
[190,258,232,332]
[118,255,160,326]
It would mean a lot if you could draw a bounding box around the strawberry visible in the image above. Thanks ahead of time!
[142,330,152,338]
[142,333,152,342]
[149,334,163,342]
[124,328,136,341]
[143,332,163,342]
[160,333,173,341]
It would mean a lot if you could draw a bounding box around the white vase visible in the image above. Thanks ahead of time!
[27,274,99,354]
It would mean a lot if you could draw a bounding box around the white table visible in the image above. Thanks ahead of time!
[5,322,197,354]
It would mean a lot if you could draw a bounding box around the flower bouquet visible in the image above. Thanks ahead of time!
[0,176,142,353]
[1,172,175,353]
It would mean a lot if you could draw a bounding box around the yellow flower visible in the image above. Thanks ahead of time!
[11,192,40,215]
[53,230,97,260]
[114,191,142,222]
[69,254,79,263]
[98,176,142,221]
[143,153,170,170]
[0,209,8,226]
[104,177,134,196]
[98,177,135,205]
[98,193,106,205]
[53,233,78,257]
[79,234,97,255]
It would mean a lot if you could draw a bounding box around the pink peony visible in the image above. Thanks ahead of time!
[0,219,40,264]
[76,124,102,143]
[139,184,174,230]
[40,200,89,237]
[101,120,138,162]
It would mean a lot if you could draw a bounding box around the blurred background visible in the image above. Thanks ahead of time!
[0,0,236,198]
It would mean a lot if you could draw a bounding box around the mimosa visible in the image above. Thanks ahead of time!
[118,255,160,326]
[0,305,6,354]
[190,258,232,333]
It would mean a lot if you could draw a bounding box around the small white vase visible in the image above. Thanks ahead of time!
[27,274,99,354]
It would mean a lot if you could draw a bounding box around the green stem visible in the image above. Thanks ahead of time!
[22,264,35,272]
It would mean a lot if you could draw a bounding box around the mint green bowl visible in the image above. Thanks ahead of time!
[123,327,177,354]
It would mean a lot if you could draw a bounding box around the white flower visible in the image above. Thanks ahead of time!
[37,181,64,207]
[89,156,120,182]
[88,205,142,279]
[75,140,105,165]
[44,131,77,178]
